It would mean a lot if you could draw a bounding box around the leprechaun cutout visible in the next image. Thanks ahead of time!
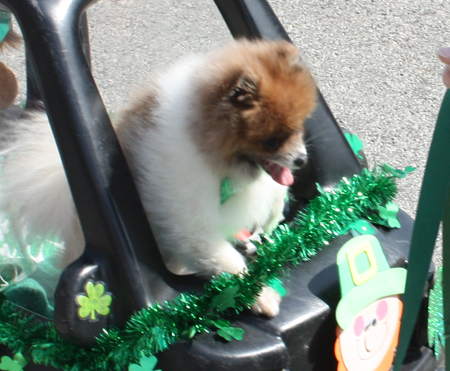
[334,235,407,371]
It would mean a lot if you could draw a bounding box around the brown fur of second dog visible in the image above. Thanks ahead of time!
[0,26,21,110]
[0,29,21,51]
[0,61,18,110]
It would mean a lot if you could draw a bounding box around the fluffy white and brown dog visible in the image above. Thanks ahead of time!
[0,40,316,316]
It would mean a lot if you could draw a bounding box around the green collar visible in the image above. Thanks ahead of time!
[0,10,11,44]
[220,177,236,204]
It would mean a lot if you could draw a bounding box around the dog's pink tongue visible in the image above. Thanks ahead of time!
[267,163,294,186]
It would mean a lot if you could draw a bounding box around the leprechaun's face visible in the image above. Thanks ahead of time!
[336,295,402,371]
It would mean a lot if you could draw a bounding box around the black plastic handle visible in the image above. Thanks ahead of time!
[2,0,175,342]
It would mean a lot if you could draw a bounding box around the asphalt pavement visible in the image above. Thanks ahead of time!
[2,0,449,264]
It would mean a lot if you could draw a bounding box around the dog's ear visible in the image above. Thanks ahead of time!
[275,43,304,71]
[290,55,305,71]
[228,75,258,108]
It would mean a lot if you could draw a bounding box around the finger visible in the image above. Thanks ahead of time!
[443,66,450,89]
[438,47,450,65]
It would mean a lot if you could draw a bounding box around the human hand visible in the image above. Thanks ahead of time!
[438,47,450,88]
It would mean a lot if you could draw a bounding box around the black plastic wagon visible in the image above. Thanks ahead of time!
[0,0,441,370]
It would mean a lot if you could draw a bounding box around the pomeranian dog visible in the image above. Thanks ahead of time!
[0,39,316,316]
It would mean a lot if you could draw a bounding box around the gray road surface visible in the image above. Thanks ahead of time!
[2,0,449,264]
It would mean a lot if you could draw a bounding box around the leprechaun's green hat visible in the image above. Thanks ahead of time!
[335,234,407,330]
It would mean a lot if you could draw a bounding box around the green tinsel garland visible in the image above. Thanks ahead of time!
[0,167,399,371]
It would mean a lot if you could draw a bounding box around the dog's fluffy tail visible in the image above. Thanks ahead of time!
[0,112,84,265]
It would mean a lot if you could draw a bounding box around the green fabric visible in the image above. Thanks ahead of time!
[0,10,11,44]
[394,89,450,370]
[4,278,54,318]
[220,177,236,204]
[0,207,61,317]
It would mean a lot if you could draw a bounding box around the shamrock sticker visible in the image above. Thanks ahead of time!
[211,285,240,312]
[0,353,27,371]
[381,164,416,179]
[344,133,364,159]
[76,281,112,321]
[128,355,161,371]
[378,202,401,228]
[214,320,245,341]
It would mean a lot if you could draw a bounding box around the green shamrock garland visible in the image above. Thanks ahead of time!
[0,166,406,371]
[211,285,240,311]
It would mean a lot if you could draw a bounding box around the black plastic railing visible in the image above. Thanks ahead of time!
[1,0,364,343]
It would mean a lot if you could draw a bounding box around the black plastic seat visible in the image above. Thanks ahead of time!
[0,0,438,370]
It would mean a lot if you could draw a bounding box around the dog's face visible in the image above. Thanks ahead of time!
[194,40,317,186]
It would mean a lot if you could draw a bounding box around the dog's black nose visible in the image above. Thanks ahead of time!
[294,153,308,169]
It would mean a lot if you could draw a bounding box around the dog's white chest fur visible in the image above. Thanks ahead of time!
[118,56,287,276]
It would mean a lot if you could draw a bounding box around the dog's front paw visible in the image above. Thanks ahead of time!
[251,286,281,317]
[213,241,248,276]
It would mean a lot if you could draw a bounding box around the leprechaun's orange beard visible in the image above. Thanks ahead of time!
[335,296,403,371]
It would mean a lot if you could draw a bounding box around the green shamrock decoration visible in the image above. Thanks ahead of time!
[128,356,161,371]
[344,133,364,159]
[0,353,27,371]
[345,219,376,235]
[381,164,416,179]
[214,320,245,341]
[378,202,401,228]
[76,281,112,321]
[211,285,240,311]
[268,278,287,297]
[181,326,197,340]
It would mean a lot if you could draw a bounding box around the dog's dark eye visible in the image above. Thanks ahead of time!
[263,137,281,151]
